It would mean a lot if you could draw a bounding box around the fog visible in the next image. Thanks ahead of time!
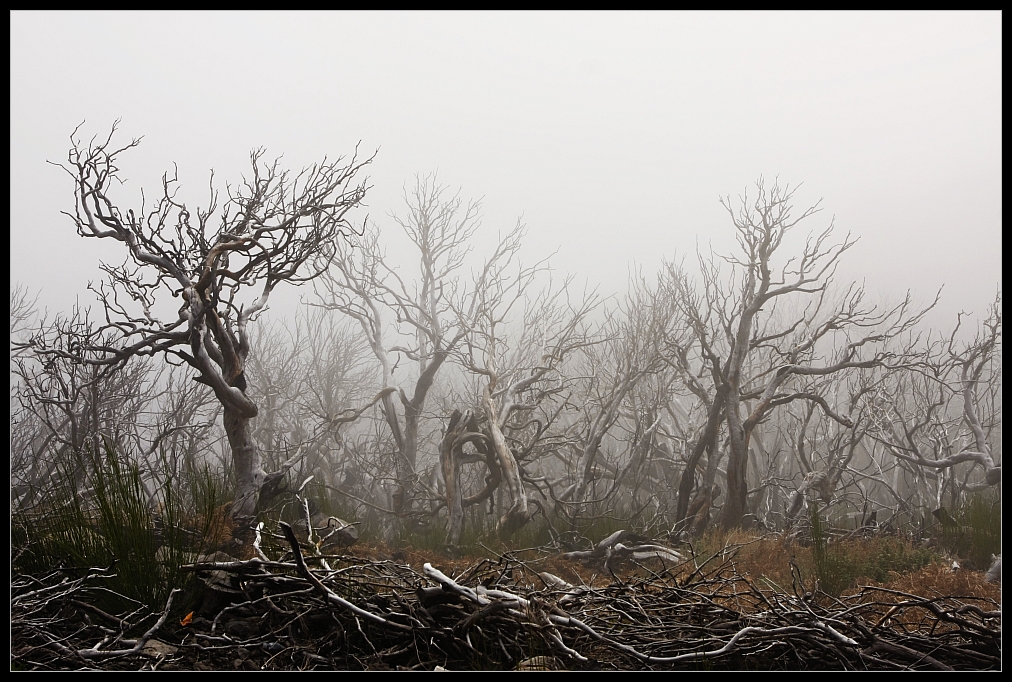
[10,11,1002,331]
[9,19,1003,668]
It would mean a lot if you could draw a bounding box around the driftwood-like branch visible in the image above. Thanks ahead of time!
[12,567,180,668]
[561,529,687,572]
[12,539,1000,670]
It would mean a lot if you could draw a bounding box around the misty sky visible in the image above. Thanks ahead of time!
[9,11,1002,333]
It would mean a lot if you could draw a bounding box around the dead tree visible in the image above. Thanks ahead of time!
[660,261,730,529]
[567,276,672,506]
[10,284,39,361]
[33,122,372,535]
[866,291,1001,506]
[318,175,540,529]
[606,372,682,522]
[14,312,156,501]
[243,307,378,510]
[439,408,495,546]
[316,176,489,520]
[454,265,599,539]
[664,179,936,529]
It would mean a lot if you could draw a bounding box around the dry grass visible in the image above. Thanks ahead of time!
[675,527,998,602]
[858,561,1001,602]
[182,502,240,554]
[311,526,997,608]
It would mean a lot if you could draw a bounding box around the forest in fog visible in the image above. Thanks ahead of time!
[10,9,1002,669]
[11,126,1001,550]
[10,124,1002,671]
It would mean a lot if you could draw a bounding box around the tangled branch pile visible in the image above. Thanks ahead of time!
[12,528,1001,670]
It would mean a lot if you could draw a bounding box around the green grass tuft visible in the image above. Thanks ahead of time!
[12,443,229,618]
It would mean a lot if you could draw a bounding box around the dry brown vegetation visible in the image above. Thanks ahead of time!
[13,524,1000,671]
[373,528,999,605]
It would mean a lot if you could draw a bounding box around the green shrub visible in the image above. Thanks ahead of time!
[945,490,1002,570]
[810,505,856,596]
[862,540,935,582]
[808,505,938,596]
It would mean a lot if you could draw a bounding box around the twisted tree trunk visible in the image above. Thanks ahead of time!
[223,406,261,525]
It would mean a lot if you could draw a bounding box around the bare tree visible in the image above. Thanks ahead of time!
[30,122,372,535]
[12,305,222,514]
[242,306,379,510]
[13,315,146,499]
[566,276,673,507]
[10,284,39,361]
[316,175,523,522]
[658,259,732,529]
[663,179,936,529]
[452,265,599,539]
[866,291,1001,506]
[607,370,689,528]
[13,292,222,514]
[10,283,41,490]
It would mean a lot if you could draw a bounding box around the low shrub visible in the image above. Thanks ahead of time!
[12,443,228,616]
[810,505,939,596]
[943,490,1002,570]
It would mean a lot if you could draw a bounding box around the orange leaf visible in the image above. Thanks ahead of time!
[180,611,194,627]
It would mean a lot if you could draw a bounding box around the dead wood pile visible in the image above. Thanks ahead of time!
[12,525,1001,670]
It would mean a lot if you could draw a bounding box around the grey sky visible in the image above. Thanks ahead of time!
[10,11,1001,332]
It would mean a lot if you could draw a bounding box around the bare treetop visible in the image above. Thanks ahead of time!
[36,121,374,526]
[49,121,372,396]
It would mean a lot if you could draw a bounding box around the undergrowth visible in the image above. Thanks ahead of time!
[812,505,938,596]
[12,443,228,618]
[941,489,1002,570]
[691,517,941,599]
[15,445,992,627]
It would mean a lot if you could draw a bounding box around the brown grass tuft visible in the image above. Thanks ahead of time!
[861,562,1002,601]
